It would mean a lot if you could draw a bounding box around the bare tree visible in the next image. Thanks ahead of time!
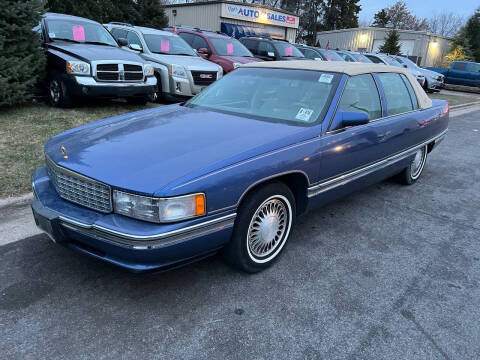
[372,1,428,31]
[428,11,464,37]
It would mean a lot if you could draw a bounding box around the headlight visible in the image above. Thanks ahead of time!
[66,61,90,75]
[113,190,205,223]
[169,64,187,78]
[144,64,154,77]
[233,62,241,69]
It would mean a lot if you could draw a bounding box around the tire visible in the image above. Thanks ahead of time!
[48,74,72,108]
[423,80,432,93]
[127,96,148,105]
[399,145,428,185]
[223,182,296,273]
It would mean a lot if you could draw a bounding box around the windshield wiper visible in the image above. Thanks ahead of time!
[51,38,81,43]
[152,51,169,55]
[82,41,116,47]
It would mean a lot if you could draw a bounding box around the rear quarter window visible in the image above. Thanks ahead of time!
[452,62,467,70]
[377,73,413,116]
[400,74,419,109]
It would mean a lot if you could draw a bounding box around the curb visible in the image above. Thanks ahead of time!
[450,101,480,110]
[0,193,34,210]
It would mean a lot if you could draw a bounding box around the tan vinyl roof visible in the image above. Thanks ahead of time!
[241,60,432,109]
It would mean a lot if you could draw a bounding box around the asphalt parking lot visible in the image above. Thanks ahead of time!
[1,108,479,359]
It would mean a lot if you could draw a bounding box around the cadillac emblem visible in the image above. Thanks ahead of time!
[60,146,68,159]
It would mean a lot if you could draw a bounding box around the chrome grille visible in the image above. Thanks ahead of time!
[46,156,112,213]
[94,62,144,82]
[191,71,217,86]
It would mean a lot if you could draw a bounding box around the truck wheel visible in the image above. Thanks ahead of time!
[48,75,72,108]
[399,145,428,185]
[223,182,295,273]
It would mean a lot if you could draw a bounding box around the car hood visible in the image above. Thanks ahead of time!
[220,55,262,64]
[420,68,443,78]
[145,53,221,71]
[45,105,312,195]
[48,42,144,63]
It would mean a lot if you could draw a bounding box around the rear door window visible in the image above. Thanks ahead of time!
[377,73,414,116]
[111,28,127,40]
[178,32,194,45]
[400,74,419,109]
[452,62,467,71]
[469,63,480,72]
[191,34,209,50]
[339,74,382,121]
[366,55,384,64]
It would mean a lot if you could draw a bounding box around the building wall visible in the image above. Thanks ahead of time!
[164,2,297,41]
[316,27,451,66]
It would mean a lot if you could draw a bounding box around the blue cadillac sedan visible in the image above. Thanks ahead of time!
[32,61,449,273]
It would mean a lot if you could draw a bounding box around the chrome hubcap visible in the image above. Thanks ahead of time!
[50,80,60,103]
[411,147,426,179]
[248,198,287,258]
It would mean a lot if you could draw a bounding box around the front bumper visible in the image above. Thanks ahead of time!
[32,166,235,272]
[66,75,157,98]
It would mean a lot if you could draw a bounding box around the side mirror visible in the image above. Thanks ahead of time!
[197,48,210,57]
[129,43,143,52]
[341,111,369,127]
[117,38,128,47]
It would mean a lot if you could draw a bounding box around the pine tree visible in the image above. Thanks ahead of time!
[0,0,46,107]
[136,0,169,29]
[463,8,480,62]
[379,30,402,55]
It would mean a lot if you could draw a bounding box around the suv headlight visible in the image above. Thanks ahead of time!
[113,191,206,223]
[66,61,90,75]
[144,64,154,77]
[169,64,187,78]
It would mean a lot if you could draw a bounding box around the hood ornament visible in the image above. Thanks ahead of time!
[60,146,68,159]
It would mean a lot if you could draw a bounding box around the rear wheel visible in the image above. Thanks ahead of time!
[223,182,295,273]
[399,145,428,185]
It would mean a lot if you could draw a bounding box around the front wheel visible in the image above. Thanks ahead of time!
[399,145,428,185]
[223,182,295,273]
[48,75,72,108]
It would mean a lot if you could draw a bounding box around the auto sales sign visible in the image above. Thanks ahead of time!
[221,3,299,28]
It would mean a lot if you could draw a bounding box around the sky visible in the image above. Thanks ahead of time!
[359,0,478,23]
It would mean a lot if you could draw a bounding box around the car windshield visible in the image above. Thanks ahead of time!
[318,49,344,61]
[210,38,253,57]
[186,67,339,126]
[46,19,118,46]
[396,56,418,68]
[274,42,304,57]
[143,34,196,55]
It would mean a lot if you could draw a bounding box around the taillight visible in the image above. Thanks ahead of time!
[445,103,450,114]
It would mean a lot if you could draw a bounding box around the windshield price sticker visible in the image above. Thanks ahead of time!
[296,108,314,122]
[226,43,234,54]
[161,40,170,52]
[72,25,85,41]
[285,46,293,56]
[318,74,334,84]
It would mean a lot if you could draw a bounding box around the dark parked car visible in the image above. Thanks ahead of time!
[32,61,448,273]
[172,27,262,74]
[34,13,156,107]
[426,61,480,87]
[335,50,373,63]
[295,45,344,61]
[239,37,305,61]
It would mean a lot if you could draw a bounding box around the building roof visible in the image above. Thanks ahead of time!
[241,60,432,108]
[163,0,298,17]
[317,27,452,40]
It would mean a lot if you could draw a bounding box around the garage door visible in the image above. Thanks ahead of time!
[372,39,415,56]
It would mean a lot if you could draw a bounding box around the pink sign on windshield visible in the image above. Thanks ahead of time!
[72,25,85,41]
[161,40,170,52]
[327,55,332,61]
[285,46,293,56]
[226,43,234,55]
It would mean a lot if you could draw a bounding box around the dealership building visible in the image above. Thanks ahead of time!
[163,1,299,42]
[316,27,452,66]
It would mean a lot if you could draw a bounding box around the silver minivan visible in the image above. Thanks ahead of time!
[105,23,223,102]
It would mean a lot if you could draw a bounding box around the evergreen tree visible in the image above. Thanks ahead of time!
[322,0,361,30]
[379,30,402,55]
[463,8,480,62]
[372,9,390,27]
[0,0,46,107]
[136,0,169,29]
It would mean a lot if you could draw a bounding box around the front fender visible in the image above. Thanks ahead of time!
[156,138,321,214]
